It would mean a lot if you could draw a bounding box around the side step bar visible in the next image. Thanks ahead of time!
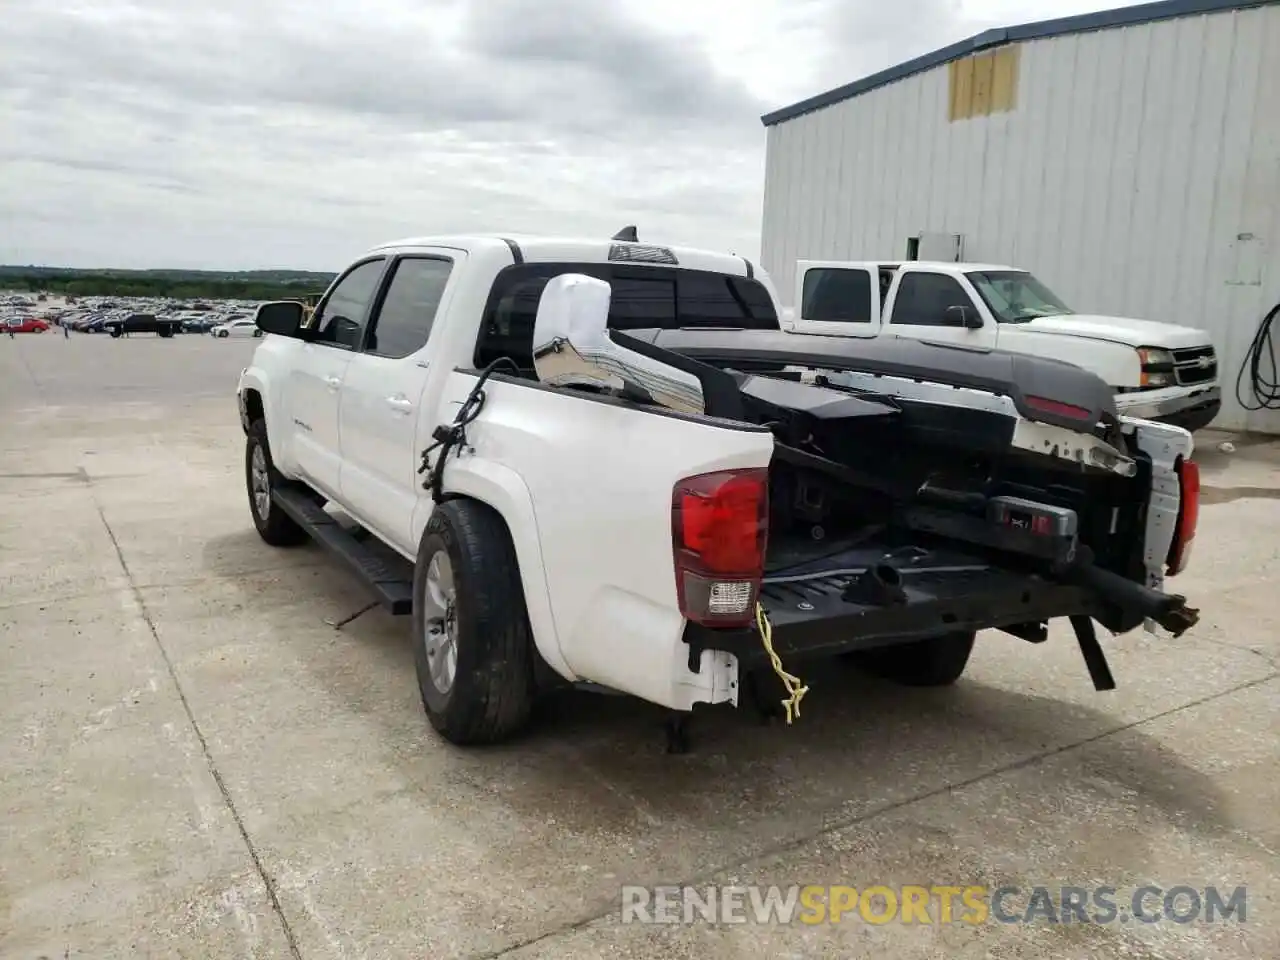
[271,486,414,615]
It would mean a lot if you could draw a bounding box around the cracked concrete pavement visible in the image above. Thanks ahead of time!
[2,332,1277,959]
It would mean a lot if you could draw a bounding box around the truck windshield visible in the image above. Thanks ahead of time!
[966,271,1074,323]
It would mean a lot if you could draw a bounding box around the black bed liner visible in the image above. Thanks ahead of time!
[622,328,1118,433]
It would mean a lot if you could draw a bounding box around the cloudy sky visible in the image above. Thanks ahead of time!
[2,0,1141,271]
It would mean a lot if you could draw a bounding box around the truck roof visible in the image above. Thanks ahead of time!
[368,234,759,278]
[877,260,1024,273]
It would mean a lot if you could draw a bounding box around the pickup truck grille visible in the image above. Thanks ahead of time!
[1172,346,1217,386]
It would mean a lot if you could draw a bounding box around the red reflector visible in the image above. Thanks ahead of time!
[1167,458,1200,575]
[1024,395,1093,421]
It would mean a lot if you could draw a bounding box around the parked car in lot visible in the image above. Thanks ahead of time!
[3,317,50,333]
[213,318,263,339]
[787,260,1221,431]
[236,232,1201,751]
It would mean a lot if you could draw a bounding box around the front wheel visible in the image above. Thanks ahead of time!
[847,630,976,687]
[245,419,308,546]
[413,499,536,745]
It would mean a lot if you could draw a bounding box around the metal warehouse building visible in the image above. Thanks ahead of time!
[759,0,1280,433]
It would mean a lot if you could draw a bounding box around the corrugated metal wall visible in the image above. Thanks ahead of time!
[760,4,1280,433]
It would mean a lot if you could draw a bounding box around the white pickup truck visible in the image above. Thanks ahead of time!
[236,232,1202,752]
[786,260,1221,432]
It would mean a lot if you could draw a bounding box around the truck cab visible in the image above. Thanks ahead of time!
[786,260,1221,432]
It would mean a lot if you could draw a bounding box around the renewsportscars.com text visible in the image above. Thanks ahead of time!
[620,884,1247,926]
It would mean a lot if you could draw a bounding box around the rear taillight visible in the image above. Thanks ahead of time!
[672,468,769,627]
[1024,394,1094,422]
[1166,457,1200,576]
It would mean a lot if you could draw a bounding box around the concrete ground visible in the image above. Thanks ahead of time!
[2,331,1277,960]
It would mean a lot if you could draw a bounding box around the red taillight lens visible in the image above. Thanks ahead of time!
[1024,394,1093,422]
[1166,457,1200,576]
[672,469,769,627]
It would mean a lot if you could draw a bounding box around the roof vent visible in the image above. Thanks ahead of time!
[611,225,639,242]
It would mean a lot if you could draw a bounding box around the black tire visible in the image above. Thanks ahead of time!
[245,419,309,547]
[849,631,976,687]
[413,499,536,745]
[109,328,122,338]
[253,328,264,338]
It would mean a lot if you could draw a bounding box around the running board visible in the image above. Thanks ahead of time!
[271,487,414,615]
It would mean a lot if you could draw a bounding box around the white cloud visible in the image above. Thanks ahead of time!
[0,0,1142,270]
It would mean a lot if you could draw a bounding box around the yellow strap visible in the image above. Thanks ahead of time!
[755,601,809,724]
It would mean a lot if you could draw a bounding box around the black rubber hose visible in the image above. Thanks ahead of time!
[1234,300,1280,411]
[419,357,521,501]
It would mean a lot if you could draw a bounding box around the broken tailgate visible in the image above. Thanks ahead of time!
[681,542,1100,671]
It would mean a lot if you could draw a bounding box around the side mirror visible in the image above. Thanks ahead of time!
[946,305,983,329]
[255,301,307,338]
[531,273,704,414]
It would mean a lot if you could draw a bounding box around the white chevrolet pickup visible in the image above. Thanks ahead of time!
[785,261,1222,432]
[236,232,1202,752]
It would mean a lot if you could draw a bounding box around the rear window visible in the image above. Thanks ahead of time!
[800,267,873,323]
[474,263,778,368]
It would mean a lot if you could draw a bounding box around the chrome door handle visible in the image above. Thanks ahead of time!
[385,396,414,414]
[324,376,342,391]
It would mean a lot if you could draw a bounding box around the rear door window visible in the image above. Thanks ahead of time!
[364,256,453,358]
[800,268,873,323]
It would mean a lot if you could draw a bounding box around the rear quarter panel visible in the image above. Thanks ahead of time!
[436,372,775,708]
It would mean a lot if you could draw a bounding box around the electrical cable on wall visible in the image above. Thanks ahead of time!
[1235,300,1280,411]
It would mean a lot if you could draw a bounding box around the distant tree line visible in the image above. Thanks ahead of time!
[0,266,336,302]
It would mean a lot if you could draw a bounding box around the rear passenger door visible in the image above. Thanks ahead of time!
[338,250,461,554]
[787,261,881,338]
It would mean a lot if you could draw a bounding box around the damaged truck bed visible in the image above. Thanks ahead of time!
[608,326,1201,693]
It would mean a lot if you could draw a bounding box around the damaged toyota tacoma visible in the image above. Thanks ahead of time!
[236,230,1201,751]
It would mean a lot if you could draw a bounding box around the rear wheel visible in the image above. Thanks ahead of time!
[245,419,308,546]
[413,499,536,745]
[849,630,976,687]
